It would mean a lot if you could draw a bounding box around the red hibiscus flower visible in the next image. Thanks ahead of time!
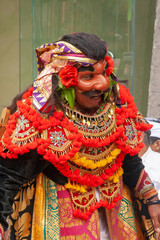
[58,66,78,89]
[105,56,114,76]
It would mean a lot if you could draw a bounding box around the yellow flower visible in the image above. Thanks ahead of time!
[65,180,87,193]
[70,148,121,170]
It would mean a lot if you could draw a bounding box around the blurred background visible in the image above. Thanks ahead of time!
[0,0,159,117]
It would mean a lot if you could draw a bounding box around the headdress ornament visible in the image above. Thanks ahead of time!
[33,41,96,110]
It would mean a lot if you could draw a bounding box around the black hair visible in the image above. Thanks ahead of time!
[60,32,107,61]
[147,119,160,144]
[150,136,160,145]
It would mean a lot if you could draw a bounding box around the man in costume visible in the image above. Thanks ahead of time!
[0,32,160,240]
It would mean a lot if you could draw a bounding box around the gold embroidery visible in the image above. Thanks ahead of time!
[41,127,72,155]
[11,191,21,220]
[14,212,31,240]
[58,197,84,228]
[87,211,99,239]
[11,113,40,146]
[11,182,35,222]
[31,173,45,240]
[125,119,138,147]
[78,143,116,161]
[57,185,85,228]
[68,158,116,176]
[12,130,40,146]
[45,177,60,240]
[106,185,140,240]
[64,102,116,139]
[57,184,65,191]
[70,187,96,210]
[61,233,91,240]
[7,180,35,240]
[100,181,120,204]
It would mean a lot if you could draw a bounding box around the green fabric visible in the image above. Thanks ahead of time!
[44,176,60,240]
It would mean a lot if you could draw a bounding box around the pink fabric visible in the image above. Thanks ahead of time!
[56,179,139,240]
[57,185,100,240]
[106,181,139,240]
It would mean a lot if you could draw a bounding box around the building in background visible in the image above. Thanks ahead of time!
[0,0,157,117]
[147,0,160,118]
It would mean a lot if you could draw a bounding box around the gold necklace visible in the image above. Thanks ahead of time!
[63,101,116,139]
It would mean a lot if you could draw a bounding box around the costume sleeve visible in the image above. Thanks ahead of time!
[0,150,50,237]
[122,154,158,200]
[43,164,67,186]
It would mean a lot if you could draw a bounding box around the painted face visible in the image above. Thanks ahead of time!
[75,60,110,113]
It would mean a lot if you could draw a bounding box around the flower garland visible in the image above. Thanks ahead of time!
[0,84,152,189]
[73,195,123,220]
[114,85,152,156]
[69,148,121,170]
[65,180,87,193]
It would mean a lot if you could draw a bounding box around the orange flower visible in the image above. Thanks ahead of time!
[59,66,78,88]
[105,56,114,76]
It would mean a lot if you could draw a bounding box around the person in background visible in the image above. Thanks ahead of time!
[148,118,160,153]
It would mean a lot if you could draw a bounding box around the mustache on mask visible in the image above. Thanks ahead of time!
[82,88,111,98]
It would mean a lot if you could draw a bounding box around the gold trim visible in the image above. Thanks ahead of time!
[31,173,45,240]
[78,143,116,161]
[70,188,96,210]
[100,181,120,203]
[55,55,97,64]
[68,158,116,175]
[12,130,40,142]
[41,128,72,153]
[64,102,116,139]
[125,119,138,146]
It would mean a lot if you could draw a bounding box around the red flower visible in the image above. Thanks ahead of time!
[59,66,78,88]
[105,56,114,76]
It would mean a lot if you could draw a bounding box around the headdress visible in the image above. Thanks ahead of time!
[33,41,96,110]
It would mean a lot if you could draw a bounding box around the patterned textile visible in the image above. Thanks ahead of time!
[44,175,60,240]
[6,180,35,240]
[31,174,100,239]
[33,41,96,110]
[135,169,157,200]
[31,173,45,240]
[31,173,60,240]
[6,175,156,240]
[106,184,141,240]
[106,184,156,240]
[56,184,100,240]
